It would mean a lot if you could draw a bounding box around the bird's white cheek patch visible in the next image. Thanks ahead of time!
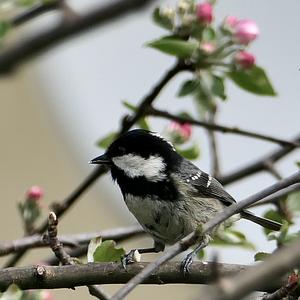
[112,154,167,181]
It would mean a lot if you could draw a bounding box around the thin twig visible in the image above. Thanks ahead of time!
[147,107,300,148]
[0,224,143,258]
[252,184,300,207]
[219,134,300,185]
[88,285,110,300]
[197,242,300,300]
[0,0,158,74]
[11,2,61,26]
[47,212,109,300]
[206,109,221,177]
[47,212,73,265]
[119,61,192,134]
[110,171,300,300]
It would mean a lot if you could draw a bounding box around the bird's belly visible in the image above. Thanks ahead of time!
[124,194,230,244]
[124,194,187,244]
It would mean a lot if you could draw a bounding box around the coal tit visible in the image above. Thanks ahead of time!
[90,129,281,270]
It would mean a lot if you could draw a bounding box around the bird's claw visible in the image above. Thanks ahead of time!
[121,249,136,269]
[181,252,194,276]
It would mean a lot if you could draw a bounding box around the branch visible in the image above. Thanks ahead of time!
[110,171,300,300]
[119,61,191,134]
[197,239,300,300]
[0,225,144,256]
[219,134,300,185]
[0,0,158,74]
[206,110,221,177]
[252,183,300,207]
[0,262,256,291]
[47,212,73,265]
[11,2,61,26]
[147,107,300,148]
[47,212,109,300]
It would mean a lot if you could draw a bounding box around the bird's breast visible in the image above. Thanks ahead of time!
[123,193,187,244]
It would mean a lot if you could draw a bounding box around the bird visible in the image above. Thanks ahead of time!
[90,129,281,272]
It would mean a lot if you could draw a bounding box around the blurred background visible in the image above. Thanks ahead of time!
[1,0,300,299]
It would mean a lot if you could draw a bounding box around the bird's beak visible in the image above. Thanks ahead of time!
[89,153,111,165]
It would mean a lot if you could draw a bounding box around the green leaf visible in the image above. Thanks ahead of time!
[263,209,285,235]
[87,237,102,263]
[16,0,38,6]
[0,21,10,38]
[211,75,226,100]
[194,82,215,116]
[287,191,300,214]
[296,161,300,168]
[197,249,205,259]
[97,132,117,149]
[202,27,216,41]
[93,240,125,263]
[152,7,173,30]
[212,228,255,250]
[176,142,200,160]
[267,221,296,245]
[123,100,136,111]
[254,252,270,262]
[177,79,200,97]
[147,36,198,58]
[229,65,277,96]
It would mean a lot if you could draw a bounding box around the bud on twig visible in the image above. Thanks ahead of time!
[234,51,256,69]
[196,2,213,24]
[233,19,259,44]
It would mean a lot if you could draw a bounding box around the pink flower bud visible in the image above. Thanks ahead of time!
[40,291,54,300]
[224,15,238,28]
[26,186,43,201]
[235,51,256,69]
[167,121,192,144]
[196,2,213,24]
[233,19,259,44]
[200,42,215,54]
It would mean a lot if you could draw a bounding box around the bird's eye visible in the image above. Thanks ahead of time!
[118,146,126,155]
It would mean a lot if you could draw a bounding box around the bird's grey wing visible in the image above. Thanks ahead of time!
[178,159,236,206]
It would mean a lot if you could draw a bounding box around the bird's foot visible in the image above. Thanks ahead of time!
[121,249,139,269]
[181,251,195,276]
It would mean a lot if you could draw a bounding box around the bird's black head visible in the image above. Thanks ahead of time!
[90,129,180,182]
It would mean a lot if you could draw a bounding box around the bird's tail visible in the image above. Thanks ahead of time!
[241,210,281,231]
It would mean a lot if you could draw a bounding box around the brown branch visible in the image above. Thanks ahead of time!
[0,225,144,258]
[206,110,221,177]
[197,239,300,300]
[219,134,300,185]
[47,212,73,265]
[147,107,300,149]
[11,2,61,26]
[0,262,255,291]
[110,171,300,300]
[47,212,109,300]
[0,0,158,74]
[119,61,192,134]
